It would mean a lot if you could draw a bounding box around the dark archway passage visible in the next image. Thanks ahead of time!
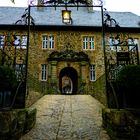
[59,67,78,94]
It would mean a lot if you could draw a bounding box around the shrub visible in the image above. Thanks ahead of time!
[0,66,17,91]
[116,65,140,108]
[116,65,140,90]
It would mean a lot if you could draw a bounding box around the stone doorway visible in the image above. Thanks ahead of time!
[59,67,78,94]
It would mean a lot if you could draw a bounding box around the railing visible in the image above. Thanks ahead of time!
[0,79,25,110]
[106,44,139,81]
[105,42,139,108]
[129,44,139,65]
[108,64,123,81]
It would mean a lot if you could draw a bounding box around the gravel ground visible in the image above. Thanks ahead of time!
[20,95,110,140]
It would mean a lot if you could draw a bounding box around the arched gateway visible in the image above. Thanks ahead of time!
[48,48,89,94]
[59,67,78,94]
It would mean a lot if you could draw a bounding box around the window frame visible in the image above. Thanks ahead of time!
[14,35,27,49]
[109,37,115,50]
[0,35,5,49]
[108,37,121,51]
[82,36,95,50]
[41,64,47,81]
[42,35,55,49]
[133,38,139,51]
[89,64,96,81]
[15,64,26,81]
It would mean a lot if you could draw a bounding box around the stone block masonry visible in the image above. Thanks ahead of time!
[0,108,36,140]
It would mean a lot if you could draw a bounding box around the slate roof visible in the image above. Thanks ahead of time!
[0,6,140,28]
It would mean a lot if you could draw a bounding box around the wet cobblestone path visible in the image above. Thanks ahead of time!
[20,95,110,140]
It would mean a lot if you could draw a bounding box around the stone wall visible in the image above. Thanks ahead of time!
[90,74,107,106]
[28,30,105,92]
[102,108,140,140]
[0,108,36,140]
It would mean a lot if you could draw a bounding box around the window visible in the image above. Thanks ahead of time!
[41,64,47,81]
[42,35,54,49]
[0,35,5,49]
[14,35,20,48]
[128,38,139,51]
[134,38,139,50]
[109,37,115,50]
[83,36,88,49]
[14,35,27,49]
[114,37,121,51]
[21,35,27,49]
[83,36,94,50]
[134,38,139,46]
[128,38,135,50]
[15,64,25,81]
[90,65,96,81]
[109,37,121,51]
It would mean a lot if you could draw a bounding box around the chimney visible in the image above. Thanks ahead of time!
[87,0,93,12]
[37,0,44,11]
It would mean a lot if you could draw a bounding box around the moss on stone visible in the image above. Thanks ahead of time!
[0,108,37,139]
[102,108,140,140]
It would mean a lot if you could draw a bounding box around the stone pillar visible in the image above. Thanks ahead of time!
[51,61,57,82]
[81,61,87,82]
[49,61,58,94]
[79,61,88,94]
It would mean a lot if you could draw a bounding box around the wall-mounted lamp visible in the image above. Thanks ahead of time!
[62,10,72,24]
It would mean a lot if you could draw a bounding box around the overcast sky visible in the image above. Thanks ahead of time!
[0,0,140,16]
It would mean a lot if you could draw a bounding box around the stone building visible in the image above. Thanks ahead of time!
[0,0,140,107]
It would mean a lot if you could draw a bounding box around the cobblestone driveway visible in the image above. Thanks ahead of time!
[20,95,110,140]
